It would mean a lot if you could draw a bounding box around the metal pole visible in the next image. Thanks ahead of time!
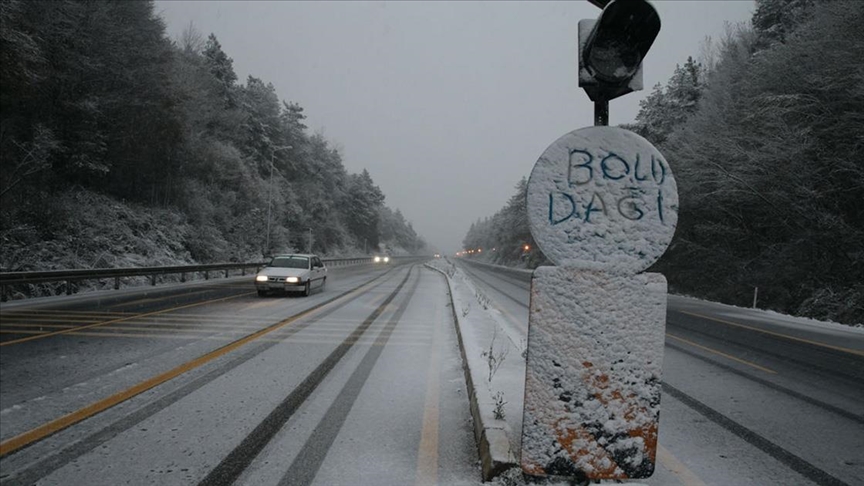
[753,287,758,309]
[265,153,274,256]
[308,228,313,252]
[594,99,609,126]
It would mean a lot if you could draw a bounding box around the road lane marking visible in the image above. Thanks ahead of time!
[1,310,267,324]
[666,333,776,374]
[2,320,268,333]
[116,320,265,329]
[416,291,443,486]
[678,310,864,357]
[0,316,112,324]
[0,309,133,317]
[12,330,248,340]
[0,329,50,335]
[109,289,213,308]
[1,323,95,330]
[0,275,390,457]
[19,330,433,347]
[0,292,256,346]
[657,445,708,486]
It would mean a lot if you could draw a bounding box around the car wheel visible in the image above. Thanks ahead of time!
[257,289,267,297]
[303,281,311,297]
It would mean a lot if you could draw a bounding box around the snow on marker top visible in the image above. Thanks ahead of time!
[527,126,678,274]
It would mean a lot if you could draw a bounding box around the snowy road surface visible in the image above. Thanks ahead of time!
[2,258,863,486]
[0,263,479,485]
[457,259,863,486]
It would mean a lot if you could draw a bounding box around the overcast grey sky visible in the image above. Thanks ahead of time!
[155,1,754,254]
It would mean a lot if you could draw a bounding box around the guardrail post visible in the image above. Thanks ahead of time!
[242,267,246,276]
[66,280,72,295]
[1,285,7,302]
[224,269,229,278]
[114,277,120,290]
[205,271,209,280]
[181,272,186,283]
[150,275,156,286]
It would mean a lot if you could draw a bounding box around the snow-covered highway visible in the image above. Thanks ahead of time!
[2,258,863,486]
[0,262,478,485]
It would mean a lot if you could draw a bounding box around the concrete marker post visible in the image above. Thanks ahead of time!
[521,126,677,481]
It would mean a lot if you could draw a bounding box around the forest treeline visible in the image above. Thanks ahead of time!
[463,0,863,324]
[0,0,425,278]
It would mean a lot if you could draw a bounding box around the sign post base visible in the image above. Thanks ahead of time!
[521,266,667,480]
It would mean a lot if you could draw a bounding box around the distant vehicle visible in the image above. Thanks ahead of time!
[434,253,441,258]
[255,254,326,297]
[373,254,390,264]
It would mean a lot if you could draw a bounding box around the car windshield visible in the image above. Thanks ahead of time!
[269,256,309,269]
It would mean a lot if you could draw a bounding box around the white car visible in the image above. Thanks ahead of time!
[255,254,326,297]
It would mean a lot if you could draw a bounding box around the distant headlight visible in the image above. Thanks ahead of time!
[374,256,381,262]
[256,275,268,282]
[384,257,390,262]
[285,277,300,283]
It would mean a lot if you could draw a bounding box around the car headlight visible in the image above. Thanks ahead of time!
[256,275,268,282]
[384,257,390,262]
[374,256,381,262]
[285,277,300,283]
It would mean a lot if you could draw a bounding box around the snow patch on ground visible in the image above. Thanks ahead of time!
[668,294,864,332]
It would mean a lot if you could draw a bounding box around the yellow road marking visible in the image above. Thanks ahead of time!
[678,310,864,357]
[667,333,776,374]
[657,444,708,486]
[415,293,443,486]
[0,278,383,457]
[0,292,256,346]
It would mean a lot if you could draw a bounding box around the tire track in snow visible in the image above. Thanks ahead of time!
[0,269,402,486]
[197,266,416,486]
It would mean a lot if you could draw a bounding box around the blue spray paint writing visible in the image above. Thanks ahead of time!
[567,148,666,186]
[548,148,670,226]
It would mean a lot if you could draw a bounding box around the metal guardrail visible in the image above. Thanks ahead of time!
[0,255,426,302]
